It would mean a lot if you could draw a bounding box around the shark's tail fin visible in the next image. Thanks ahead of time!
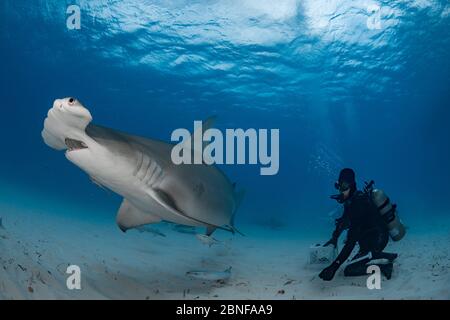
[232,188,245,225]
[229,188,246,236]
[206,179,245,237]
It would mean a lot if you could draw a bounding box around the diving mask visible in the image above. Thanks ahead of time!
[334,181,351,192]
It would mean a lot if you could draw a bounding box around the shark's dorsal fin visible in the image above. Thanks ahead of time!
[179,116,216,165]
[116,199,161,232]
[193,116,216,151]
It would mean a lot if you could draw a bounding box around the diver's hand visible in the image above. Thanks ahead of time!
[319,262,340,281]
[323,238,337,248]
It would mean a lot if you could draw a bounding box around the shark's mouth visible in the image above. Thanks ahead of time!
[65,138,88,152]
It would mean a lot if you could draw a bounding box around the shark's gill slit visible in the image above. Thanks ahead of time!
[133,151,144,176]
[149,167,159,186]
[143,161,157,184]
[149,167,164,188]
[137,155,150,180]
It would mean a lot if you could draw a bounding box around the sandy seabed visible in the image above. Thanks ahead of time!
[0,203,449,300]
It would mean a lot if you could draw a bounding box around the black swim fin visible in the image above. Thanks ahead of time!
[380,263,393,280]
[373,252,398,262]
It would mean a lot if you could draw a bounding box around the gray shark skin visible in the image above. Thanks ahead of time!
[42,97,244,235]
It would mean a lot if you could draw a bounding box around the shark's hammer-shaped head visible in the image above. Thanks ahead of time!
[41,97,109,175]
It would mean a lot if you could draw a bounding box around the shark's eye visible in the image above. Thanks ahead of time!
[68,98,75,105]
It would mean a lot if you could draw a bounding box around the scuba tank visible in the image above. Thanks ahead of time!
[364,180,406,241]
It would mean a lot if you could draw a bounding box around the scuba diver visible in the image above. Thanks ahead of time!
[319,168,405,281]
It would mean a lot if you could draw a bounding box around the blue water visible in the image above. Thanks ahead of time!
[0,0,449,235]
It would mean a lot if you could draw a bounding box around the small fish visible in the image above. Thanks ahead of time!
[196,234,220,247]
[172,224,197,234]
[136,226,166,237]
[186,267,232,281]
[0,217,4,229]
[283,279,295,286]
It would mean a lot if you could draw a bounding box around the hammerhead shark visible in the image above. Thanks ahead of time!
[42,97,244,236]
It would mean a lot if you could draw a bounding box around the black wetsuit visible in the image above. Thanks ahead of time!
[334,191,388,260]
[330,190,395,277]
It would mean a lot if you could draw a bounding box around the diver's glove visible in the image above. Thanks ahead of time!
[319,261,340,281]
[323,237,338,248]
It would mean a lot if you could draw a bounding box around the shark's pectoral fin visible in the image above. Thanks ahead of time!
[116,199,161,232]
[151,189,180,213]
[148,188,235,235]
[149,188,216,228]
